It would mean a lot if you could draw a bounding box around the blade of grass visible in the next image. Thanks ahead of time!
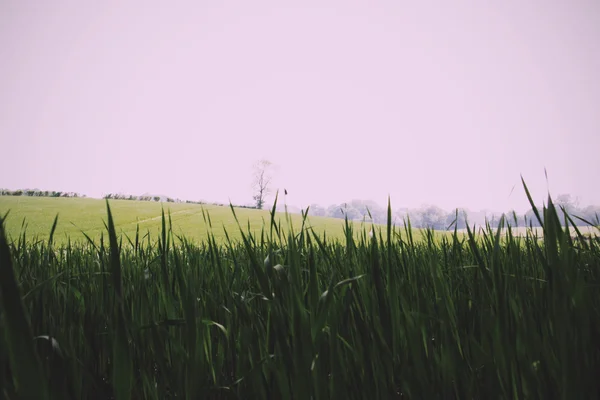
[0,213,49,400]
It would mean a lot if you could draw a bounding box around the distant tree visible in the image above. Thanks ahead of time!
[419,205,447,230]
[576,205,600,226]
[251,159,274,210]
[349,199,385,223]
[552,193,581,225]
[324,203,362,220]
[502,210,525,227]
[524,208,544,227]
[326,204,345,219]
[554,194,578,211]
[341,204,362,220]
[445,209,468,230]
[307,203,326,217]
[153,196,160,202]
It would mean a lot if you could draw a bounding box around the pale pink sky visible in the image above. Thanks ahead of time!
[1,0,599,213]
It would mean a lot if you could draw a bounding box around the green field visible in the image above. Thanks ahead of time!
[1,191,599,399]
[0,196,426,245]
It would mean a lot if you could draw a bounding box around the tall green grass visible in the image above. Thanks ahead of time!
[1,181,599,399]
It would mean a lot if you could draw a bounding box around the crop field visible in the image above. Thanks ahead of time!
[0,196,429,246]
[1,186,599,399]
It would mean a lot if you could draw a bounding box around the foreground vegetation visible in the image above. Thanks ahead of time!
[1,182,599,399]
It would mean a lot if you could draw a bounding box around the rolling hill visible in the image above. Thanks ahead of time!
[0,196,426,245]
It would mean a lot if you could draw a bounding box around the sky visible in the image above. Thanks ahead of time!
[1,0,599,214]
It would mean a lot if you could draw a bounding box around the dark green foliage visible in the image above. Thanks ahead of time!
[0,182,599,399]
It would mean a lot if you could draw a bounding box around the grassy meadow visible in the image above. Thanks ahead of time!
[1,184,599,399]
[0,196,423,245]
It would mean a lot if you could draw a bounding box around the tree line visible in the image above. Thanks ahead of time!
[0,189,84,198]
[300,195,600,230]
[251,159,599,230]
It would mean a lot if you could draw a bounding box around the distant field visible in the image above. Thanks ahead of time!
[0,196,430,245]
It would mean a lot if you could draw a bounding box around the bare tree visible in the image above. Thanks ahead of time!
[252,159,274,209]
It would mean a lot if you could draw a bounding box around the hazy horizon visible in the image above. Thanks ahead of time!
[2,1,599,215]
